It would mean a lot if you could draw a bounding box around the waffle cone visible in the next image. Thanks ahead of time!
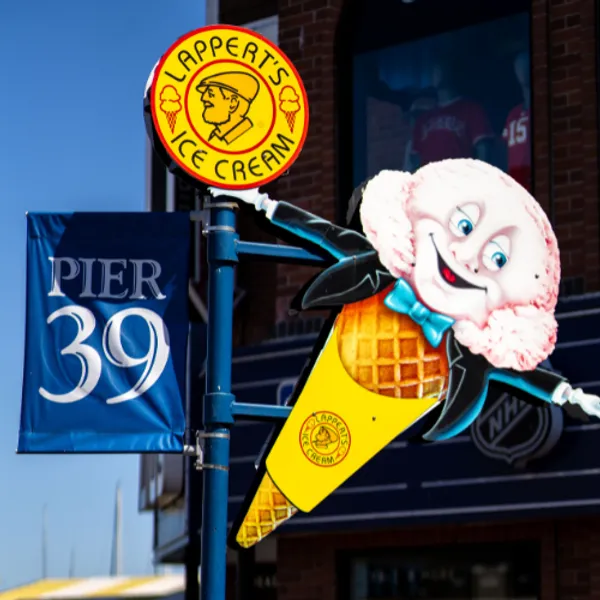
[336,289,449,399]
[235,289,448,548]
[166,111,177,133]
[284,111,296,133]
[235,472,297,549]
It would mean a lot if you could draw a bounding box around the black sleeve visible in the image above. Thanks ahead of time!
[488,365,567,402]
[421,333,567,441]
[270,201,374,260]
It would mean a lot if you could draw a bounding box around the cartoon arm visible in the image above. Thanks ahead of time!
[489,368,600,418]
[208,187,373,261]
[208,186,396,310]
[423,334,600,442]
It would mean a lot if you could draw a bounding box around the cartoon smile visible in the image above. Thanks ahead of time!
[430,234,486,291]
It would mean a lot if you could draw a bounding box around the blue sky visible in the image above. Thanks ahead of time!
[0,0,204,588]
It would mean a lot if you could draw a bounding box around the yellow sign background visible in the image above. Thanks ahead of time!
[266,324,440,513]
[150,25,309,189]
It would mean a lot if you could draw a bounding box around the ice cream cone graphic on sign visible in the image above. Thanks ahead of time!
[279,86,301,133]
[233,292,444,549]
[159,85,182,133]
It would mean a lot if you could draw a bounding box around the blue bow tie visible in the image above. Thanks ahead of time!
[384,278,455,348]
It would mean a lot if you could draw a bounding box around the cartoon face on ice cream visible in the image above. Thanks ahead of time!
[209,158,600,551]
[359,160,559,371]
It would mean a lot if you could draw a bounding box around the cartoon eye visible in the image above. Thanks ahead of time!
[449,204,480,238]
[482,236,511,271]
[457,219,473,235]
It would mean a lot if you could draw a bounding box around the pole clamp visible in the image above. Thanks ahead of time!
[194,429,204,471]
[182,430,203,459]
[203,225,237,234]
[198,464,230,472]
[198,432,231,440]
[192,430,232,471]
[203,201,239,210]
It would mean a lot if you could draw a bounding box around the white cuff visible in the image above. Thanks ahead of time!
[551,381,572,405]
[264,199,278,220]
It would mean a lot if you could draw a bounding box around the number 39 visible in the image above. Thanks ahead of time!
[39,305,170,404]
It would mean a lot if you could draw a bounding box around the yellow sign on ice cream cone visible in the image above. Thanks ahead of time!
[265,320,440,513]
[148,25,309,189]
[232,292,449,549]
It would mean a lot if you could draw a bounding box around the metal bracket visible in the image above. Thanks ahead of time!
[193,431,231,471]
[194,430,204,471]
[199,464,230,472]
[231,401,293,421]
[183,444,197,456]
[198,432,231,440]
[203,225,237,235]
[203,201,238,210]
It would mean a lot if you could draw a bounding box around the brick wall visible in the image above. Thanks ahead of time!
[274,516,600,600]
[532,0,599,293]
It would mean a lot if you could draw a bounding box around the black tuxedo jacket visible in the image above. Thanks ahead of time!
[268,200,565,441]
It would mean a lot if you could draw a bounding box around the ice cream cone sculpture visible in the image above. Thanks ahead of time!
[233,289,444,549]
[278,86,301,133]
[159,85,182,134]
[217,159,600,553]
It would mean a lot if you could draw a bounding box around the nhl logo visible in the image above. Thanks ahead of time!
[470,390,563,468]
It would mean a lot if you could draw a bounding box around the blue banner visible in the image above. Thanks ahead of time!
[19,212,190,453]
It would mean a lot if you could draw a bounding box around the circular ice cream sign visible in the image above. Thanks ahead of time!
[148,25,309,189]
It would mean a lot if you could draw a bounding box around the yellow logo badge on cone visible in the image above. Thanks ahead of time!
[300,411,351,467]
[265,322,440,514]
[149,25,309,189]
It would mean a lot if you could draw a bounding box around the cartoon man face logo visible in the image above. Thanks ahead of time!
[313,425,338,449]
[195,72,259,146]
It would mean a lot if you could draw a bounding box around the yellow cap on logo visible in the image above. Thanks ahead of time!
[195,72,260,104]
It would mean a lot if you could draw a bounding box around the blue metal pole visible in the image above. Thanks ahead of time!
[200,202,238,600]
[231,401,292,421]
[235,240,325,265]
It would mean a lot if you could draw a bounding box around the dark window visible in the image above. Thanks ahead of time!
[220,0,277,27]
[341,541,540,600]
[338,0,532,219]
